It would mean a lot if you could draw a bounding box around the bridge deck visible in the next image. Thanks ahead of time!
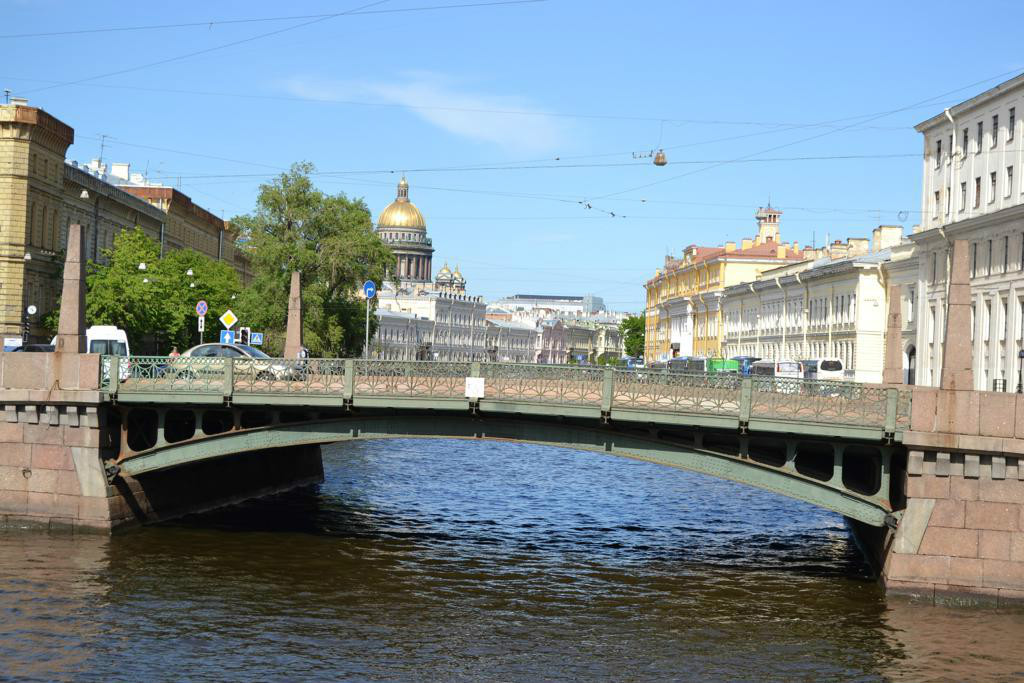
[102,357,910,441]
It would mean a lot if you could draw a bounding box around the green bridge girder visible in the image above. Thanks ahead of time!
[104,357,908,527]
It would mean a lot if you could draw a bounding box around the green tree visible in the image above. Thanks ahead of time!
[59,227,242,353]
[231,162,395,357]
[620,314,645,358]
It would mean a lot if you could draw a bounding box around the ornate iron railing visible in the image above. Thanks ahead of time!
[111,355,228,394]
[354,360,472,398]
[749,377,892,428]
[232,358,348,395]
[479,363,604,406]
[612,369,741,415]
[104,356,912,432]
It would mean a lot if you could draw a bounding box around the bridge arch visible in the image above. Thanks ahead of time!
[113,408,896,527]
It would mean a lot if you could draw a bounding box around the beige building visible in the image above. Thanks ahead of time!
[0,99,251,342]
[721,227,907,382]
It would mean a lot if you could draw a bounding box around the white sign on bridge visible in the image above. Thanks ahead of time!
[464,376,485,399]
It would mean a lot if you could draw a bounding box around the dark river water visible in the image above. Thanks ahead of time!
[2,439,1024,682]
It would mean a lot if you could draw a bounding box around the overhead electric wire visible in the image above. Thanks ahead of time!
[139,153,920,180]
[15,0,394,96]
[0,1,547,39]
[593,66,1024,200]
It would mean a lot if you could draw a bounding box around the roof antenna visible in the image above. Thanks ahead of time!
[3,89,10,105]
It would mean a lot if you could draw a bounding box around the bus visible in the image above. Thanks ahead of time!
[751,359,802,379]
[730,356,761,376]
[799,358,845,381]
[669,357,740,375]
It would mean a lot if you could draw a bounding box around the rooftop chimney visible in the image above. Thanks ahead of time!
[724,241,736,252]
[848,237,870,257]
[741,238,753,250]
[9,97,28,107]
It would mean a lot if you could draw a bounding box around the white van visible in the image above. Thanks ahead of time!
[800,358,844,381]
[51,326,130,356]
[86,326,130,356]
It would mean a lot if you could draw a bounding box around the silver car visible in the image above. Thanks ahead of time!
[179,343,295,381]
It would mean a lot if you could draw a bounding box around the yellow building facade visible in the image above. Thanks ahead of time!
[644,207,806,362]
[0,100,250,341]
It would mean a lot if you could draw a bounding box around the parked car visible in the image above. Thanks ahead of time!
[11,344,55,352]
[179,343,297,381]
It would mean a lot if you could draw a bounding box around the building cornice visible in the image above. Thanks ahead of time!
[915,72,1024,132]
[910,203,1024,245]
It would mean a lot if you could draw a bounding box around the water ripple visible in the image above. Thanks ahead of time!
[0,438,1022,682]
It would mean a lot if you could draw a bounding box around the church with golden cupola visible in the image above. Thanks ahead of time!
[375,177,435,284]
[372,177,488,361]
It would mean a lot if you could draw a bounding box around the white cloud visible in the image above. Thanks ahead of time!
[282,73,567,154]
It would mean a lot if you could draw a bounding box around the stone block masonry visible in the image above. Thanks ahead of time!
[882,450,1024,606]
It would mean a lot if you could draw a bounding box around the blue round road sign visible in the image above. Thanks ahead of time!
[196,300,208,316]
[362,280,377,299]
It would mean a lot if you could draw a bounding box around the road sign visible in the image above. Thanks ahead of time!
[250,332,264,346]
[197,315,205,332]
[219,329,235,344]
[219,309,238,329]
[362,280,377,299]
[196,300,208,317]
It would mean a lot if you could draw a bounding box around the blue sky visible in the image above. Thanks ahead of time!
[5,0,1023,311]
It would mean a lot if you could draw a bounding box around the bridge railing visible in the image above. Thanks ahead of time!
[102,356,911,432]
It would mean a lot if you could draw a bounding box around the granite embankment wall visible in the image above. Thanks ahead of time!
[0,352,323,532]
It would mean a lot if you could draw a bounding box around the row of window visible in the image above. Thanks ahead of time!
[934,166,1018,217]
[722,294,857,335]
[934,106,1017,169]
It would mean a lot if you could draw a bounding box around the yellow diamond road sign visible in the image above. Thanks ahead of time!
[219,309,238,329]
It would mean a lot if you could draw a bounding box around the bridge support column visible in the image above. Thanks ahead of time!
[284,271,303,359]
[55,223,86,355]
[882,283,903,385]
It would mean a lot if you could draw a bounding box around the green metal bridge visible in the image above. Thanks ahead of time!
[101,356,912,527]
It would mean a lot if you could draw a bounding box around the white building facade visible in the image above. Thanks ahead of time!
[485,320,538,363]
[721,228,909,383]
[913,73,1024,391]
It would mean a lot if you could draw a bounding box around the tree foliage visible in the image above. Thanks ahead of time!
[231,162,395,357]
[81,228,241,352]
[620,314,645,358]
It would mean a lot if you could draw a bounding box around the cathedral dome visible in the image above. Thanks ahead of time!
[377,177,426,229]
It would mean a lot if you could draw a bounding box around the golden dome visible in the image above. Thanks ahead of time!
[378,177,426,229]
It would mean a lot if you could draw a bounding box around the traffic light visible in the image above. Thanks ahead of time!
[239,327,250,345]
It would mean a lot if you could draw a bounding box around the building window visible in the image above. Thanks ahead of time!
[993,115,1000,147]
[975,176,982,208]
[931,252,937,284]
[988,239,993,275]
[990,171,998,203]
[933,190,940,218]
[945,186,951,215]
[971,242,977,278]
[1005,235,1010,273]
[977,121,984,154]
[960,181,967,211]
[1007,166,1014,197]
[962,127,969,153]
[1012,108,1017,142]
[935,138,942,168]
